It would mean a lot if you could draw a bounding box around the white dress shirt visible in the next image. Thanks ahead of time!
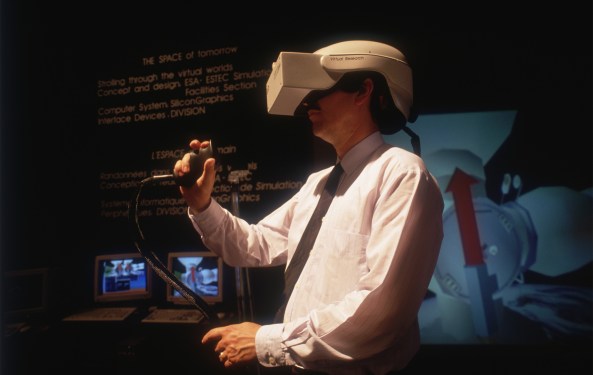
[189,131,444,374]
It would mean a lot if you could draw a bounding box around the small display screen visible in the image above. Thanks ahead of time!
[94,253,151,302]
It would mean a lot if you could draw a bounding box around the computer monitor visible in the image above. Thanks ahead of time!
[166,251,223,305]
[3,268,48,321]
[94,253,152,303]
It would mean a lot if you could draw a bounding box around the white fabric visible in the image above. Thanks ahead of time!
[189,131,444,374]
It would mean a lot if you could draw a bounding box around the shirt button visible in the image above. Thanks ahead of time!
[265,352,277,365]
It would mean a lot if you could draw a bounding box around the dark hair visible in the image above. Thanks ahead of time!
[334,71,407,134]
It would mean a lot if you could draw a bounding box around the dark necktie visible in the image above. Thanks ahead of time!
[275,163,344,322]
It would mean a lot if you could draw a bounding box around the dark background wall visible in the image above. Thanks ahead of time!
[1,2,591,374]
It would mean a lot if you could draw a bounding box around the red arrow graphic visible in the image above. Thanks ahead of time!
[446,168,483,266]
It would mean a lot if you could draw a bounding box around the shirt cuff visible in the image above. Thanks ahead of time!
[187,199,225,237]
[255,323,294,368]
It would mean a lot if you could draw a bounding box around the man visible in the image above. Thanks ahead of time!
[174,40,444,374]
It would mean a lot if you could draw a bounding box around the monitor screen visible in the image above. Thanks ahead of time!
[3,268,48,320]
[94,253,152,303]
[167,251,223,305]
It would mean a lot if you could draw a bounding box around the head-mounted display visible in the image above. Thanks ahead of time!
[265,40,413,124]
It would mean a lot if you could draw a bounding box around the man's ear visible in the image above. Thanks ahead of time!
[355,78,374,104]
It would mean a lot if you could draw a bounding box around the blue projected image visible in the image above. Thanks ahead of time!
[385,110,593,344]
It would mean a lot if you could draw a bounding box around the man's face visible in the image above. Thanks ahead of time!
[305,89,359,145]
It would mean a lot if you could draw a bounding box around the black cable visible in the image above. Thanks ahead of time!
[402,125,421,156]
[129,174,219,323]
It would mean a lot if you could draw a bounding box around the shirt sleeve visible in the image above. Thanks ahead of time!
[255,323,297,367]
[188,193,297,267]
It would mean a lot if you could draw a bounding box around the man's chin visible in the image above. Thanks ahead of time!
[311,125,332,144]
[310,122,322,136]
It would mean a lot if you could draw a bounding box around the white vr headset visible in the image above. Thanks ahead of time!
[265,40,413,121]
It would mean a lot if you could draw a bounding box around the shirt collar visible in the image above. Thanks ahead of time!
[337,131,385,175]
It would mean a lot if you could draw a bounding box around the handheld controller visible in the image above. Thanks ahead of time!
[173,142,214,187]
